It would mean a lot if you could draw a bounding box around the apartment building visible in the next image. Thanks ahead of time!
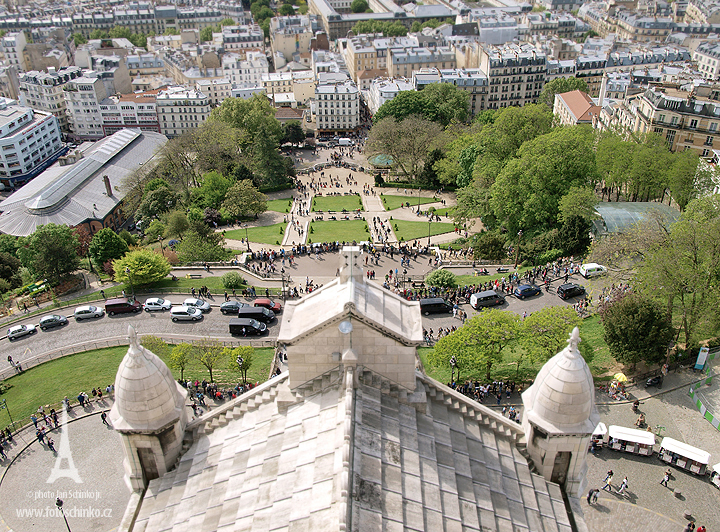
[479,43,546,109]
[126,54,165,77]
[694,42,720,80]
[270,15,317,61]
[315,80,360,133]
[18,66,83,133]
[156,87,211,138]
[684,0,720,24]
[222,25,264,52]
[388,47,456,79]
[222,51,269,87]
[553,90,601,126]
[100,90,160,136]
[195,78,233,106]
[0,97,62,186]
[366,78,414,115]
[1,32,27,73]
[64,76,108,141]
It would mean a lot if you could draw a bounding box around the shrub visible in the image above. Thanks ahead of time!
[425,268,457,288]
[374,174,385,186]
[222,271,245,289]
[537,248,564,264]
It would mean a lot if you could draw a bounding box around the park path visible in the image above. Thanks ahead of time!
[362,194,398,244]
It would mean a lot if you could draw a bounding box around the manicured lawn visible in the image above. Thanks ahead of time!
[266,197,293,213]
[432,207,455,217]
[308,220,369,243]
[311,195,363,212]
[380,194,437,211]
[225,223,287,246]
[392,220,456,242]
[0,344,275,428]
[418,314,614,385]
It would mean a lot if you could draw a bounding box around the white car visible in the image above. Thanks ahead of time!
[183,298,211,313]
[579,263,608,279]
[7,323,36,340]
[74,305,105,321]
[143,297,172,312]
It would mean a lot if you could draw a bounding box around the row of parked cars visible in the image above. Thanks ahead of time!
[6,296,285,340]
[419,282,588,315]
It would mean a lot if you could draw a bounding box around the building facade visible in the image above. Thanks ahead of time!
[479,43,547,109]
[100,91,161,136]
[64,76,108,141]
[315,80,360,133]
[18,66,83,133]
[156,87,211,138]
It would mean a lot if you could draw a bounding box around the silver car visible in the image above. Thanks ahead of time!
[143,297,172,312]
[170,306,203,322]
[7,323,36,340]
[182,298,211,313]
[74,305,104,321]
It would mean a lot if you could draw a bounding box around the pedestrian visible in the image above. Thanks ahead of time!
[586,488,599,504]
[697,526,706,532]
[604,470,613,482]
[100,289,106,299]
[100,411,110,427]
[618,476,628,494]
[684,522,696,532]
[602,472,613,491]
[660,472,670,487]
[47,438,56,453]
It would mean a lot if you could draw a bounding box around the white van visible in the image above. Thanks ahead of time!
[579,263,607,279]
[338,138,353,147]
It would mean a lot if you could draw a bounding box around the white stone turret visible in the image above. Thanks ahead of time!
[110,326,188,491]
[521,327,599,497]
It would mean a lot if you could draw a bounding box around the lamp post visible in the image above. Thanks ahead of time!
[450,355,457,384]
[56,498,72,532]
[236,355,244,384]
[427,220,432,247]
[242,223,250,252]
[125,267,134,298]
[281,268,287,302]
[514,230,523,269]
[158,236,164,256]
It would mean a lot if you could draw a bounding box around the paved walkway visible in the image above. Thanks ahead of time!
[581,497,683,532]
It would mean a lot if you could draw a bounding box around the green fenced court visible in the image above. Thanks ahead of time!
[308,220,369,243]
[311,195,363,212]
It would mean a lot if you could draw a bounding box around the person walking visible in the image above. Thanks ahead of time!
[100,411,110,427]
[586,489,599,504]
[660,471,670,487]
[618,476,628,494]
[602,472,613,491]
[47,438,56,453]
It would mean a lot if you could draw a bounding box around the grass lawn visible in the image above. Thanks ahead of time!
[432,207,455,217]
[418,314,615,385]
[308,220,369,243]
[225,223,287,246]
[0,344,275,428]
[392,220,456,242]
[312,195,363,212]
[380,194,437,211]
[266,197,293,213]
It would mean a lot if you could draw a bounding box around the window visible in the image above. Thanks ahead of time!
[690,119,698,129]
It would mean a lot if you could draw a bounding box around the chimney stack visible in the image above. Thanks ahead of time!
[103,174,112,196]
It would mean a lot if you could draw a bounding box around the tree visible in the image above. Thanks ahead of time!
[210,95,283,147]
[175,228,227,262]
[170,343,195,381]
[113,248,171,286]
[418,148,443,188]
[283,121,305,146]
[193,171,233,209]
[366,116,442,186]
[470,231,506,261]
[72,33,87,45]
[428,309,520,380]
[374,83,469,127]
[138,186,177,221]
[89,228,129,267]
[0,252,22,289]
[279,3,295,15]
[351,0,369,12]
[0,234,18,256]
[118,230,137,248]
[538,77,589,107]
[164,210,190,239]
[144,220,166,242]
[222,180,268,219]
[197,339,225,382]
[225,345,254,383]
[558,186,599,224]
[72,226,92,258]
[140,335,171,358]
[558,215,592,256]
[425,269,457,288]
[199,26,214,42]
[18,223,80,283]
[351,20,407,36]
[599,292,673,370]
[667,149,714,211]
[164,27,179,35]
[519,307,580,374]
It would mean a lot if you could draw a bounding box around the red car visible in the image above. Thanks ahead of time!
[253,298,282,313]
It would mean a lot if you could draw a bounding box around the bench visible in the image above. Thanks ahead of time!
[186,274,203,279]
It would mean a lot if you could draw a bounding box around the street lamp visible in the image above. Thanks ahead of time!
[242,223,250,252]
[281,268,287,302]
[236,355,244,384]
[514,230,523,269]
[56,498,72,532]
[158,236,164,256]
[427,219,432,247]
[125,267,134,298]
[450,355,457,384]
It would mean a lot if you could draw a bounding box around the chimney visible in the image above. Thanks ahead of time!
[598,72,608,107]
[103,174,113,196]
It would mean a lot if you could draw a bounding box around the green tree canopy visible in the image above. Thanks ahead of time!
[113,248,171,286]
[210,94,283,150]
[558,186,599,224]
[279,3,295,15]
[175,225,227,262]
[18,223,80,284]
[222,180,268,219]
[0,252,22,289]
[374,83,469,127]
[170,343,195,381]
[283,121,305,146]
[225,345,254,383]
[428,309,520,380]
[351,20,408,36]
[520,307,580,372]
[164,210,190,239]
[88,228,129,266]
[425,269,457,288]
[193,171,233,209]
[138,186,178,221]
[197,339,225,382]
[599,292,673,370]
[351,0,369,12]
[538,77,589,107]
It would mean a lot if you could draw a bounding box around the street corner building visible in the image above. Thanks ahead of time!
[111,247,598,532]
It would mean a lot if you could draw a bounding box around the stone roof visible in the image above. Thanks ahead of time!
[128,369,574,532]
[522,328,599,435]
[109,326,187,433]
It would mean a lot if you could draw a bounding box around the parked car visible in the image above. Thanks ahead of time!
[514,284,541,299]
[7,323,36,340]
[105,297,142,315]
[183,298,211,313]
[253,298,282,313]
[646,375,663,388]
[74,305,104,321]
[229,318,268,336]
[579,263,608,279]
[419,298,453,315]
[143,297,172,312]
[39,314,68,331]
[220,301,250,315]
[470,290,505,310]
[170,306,203,322]
[557,283,586,300]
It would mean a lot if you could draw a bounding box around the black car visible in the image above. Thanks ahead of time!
[646,375,663,388]
[39,314,69,331]
[557,283,586,300]
[514,284,541,299]
[220,301,250,315]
